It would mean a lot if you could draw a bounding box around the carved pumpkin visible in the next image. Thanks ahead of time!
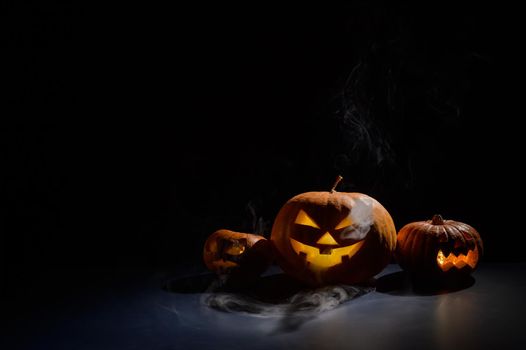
[270,176,397,286]
[203,229,272,277]
[395,215,483,278]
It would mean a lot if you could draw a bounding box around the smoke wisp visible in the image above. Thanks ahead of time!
[204,284,372,317]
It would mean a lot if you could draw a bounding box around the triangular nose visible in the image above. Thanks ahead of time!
[316,232,338,245]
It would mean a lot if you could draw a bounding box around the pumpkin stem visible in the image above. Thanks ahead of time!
[431,214,445,225]
[330,175,343,193]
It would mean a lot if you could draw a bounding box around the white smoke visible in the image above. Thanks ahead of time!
[203,284,373,318]
[246,200,270,236]
[339,196,374,240]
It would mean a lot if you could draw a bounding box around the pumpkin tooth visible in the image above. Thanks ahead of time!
[437,250,445,264]
[319,247,333,255]
[466,247,478,268]
[454,256,467,269]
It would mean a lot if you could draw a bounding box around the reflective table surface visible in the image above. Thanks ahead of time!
[6,263,526,349]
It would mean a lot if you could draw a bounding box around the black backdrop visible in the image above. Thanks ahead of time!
[3,2,524,288]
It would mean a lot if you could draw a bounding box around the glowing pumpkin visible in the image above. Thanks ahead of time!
[203,229,272,277]
[270,176,397,286]
[395,215,483,278]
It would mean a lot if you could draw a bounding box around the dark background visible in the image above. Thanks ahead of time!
[3,2,524,295]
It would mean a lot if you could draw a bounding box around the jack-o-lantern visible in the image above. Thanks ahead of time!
[270,176,397,286]
[203,229,272,277]
[395,215,483,278]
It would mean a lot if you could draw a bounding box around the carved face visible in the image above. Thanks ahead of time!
[395,215,483,278]
[271,191,396,286]
[436,238,480,272]
[203,230,272,276]
[287,197,373,269]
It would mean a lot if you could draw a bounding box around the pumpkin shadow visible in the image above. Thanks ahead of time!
[163,269,373,333]
[375,270,475,296]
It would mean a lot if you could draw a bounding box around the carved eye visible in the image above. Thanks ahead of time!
[335,215,353,230]
[222,239,247,256]
[294,209,320,229]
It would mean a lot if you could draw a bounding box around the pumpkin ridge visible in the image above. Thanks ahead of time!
[271,185,396,286]
[395,216,483,278]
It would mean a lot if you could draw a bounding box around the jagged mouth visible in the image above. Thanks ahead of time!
[289,238,364,269]
[436,246,479,271]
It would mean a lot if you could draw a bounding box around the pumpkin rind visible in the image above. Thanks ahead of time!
[203,229,272,277]
[270,191,396,286]
[395,215,483,278]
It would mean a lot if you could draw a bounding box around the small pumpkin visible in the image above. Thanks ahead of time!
[203,229,272,277]
[395,214,483,278]
[270,176,397,286]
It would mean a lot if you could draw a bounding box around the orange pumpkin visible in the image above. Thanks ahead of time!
[395,214,483,278]
[270,176,396,286]
[203,229,272,277]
